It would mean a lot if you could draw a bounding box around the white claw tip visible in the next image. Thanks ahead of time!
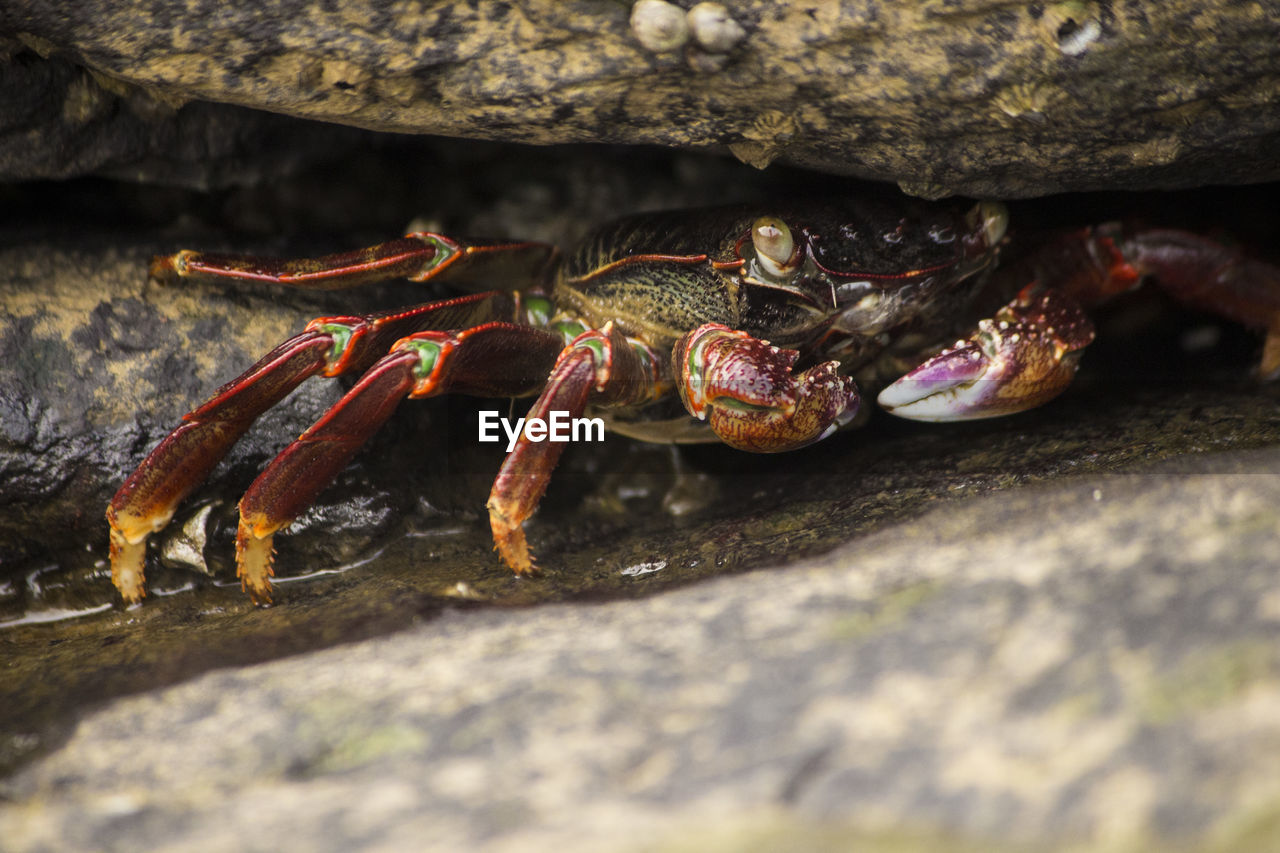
[877,378,976,422]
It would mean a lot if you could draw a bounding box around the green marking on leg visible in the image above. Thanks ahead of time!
[317,323,356,367]
[576,337,607,364]
[685,329,718,385]
[524,295,553,328]
[399,338,445,380]
[551,319,589,345]
[417,235,456,271]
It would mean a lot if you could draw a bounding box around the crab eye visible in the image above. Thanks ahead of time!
[750,216,797,278]
[971,200,1009,248]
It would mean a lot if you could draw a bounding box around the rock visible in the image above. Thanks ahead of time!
[2,1,1279,196]
[3,447,1280,851]
[0,50,373,188]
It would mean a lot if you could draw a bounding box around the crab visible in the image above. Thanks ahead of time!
[106,195,1280,605]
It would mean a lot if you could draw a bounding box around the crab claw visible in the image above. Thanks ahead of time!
[878,285,1096,421]
[675,324,860,452]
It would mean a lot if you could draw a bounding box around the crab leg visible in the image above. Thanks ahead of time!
[1049,226,1280,380]
[107,291,524,604]
[1008,225,1280,379]
[487,324,662,574]
[672,324,860,452]
[150,233,558,292]
[236,323,564,603]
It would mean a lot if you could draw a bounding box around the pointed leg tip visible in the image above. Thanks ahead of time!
[109,531,149,605]
[246,585,276,607]
[496,534,539,577]
[117,585,147,607]
[488,502,538,576]
[148,252,184,285]
[236,520,278,605]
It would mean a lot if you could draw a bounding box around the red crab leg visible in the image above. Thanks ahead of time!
[672,324,860,452]
[487,324,663,574]
[107,291,522,604]
[235,323,565,603]
[150,233,558,291]
[1033,225,1280,379]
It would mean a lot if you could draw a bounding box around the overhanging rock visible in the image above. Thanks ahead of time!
[2,0,1279,197]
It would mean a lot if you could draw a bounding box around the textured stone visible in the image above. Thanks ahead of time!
[2,1,1279,196]
[0,49,372,187]
[3,448,1280,851]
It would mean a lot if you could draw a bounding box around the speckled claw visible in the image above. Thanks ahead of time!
[675,324,860,452]
[879,285,1096,421]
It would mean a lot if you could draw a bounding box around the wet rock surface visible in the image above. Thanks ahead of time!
[3,445,1280,851]
[3,1,1280,196]
[1,153,1279,849]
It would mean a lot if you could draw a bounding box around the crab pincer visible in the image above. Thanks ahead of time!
[878,285,1096,421]
[675,324,860,451]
